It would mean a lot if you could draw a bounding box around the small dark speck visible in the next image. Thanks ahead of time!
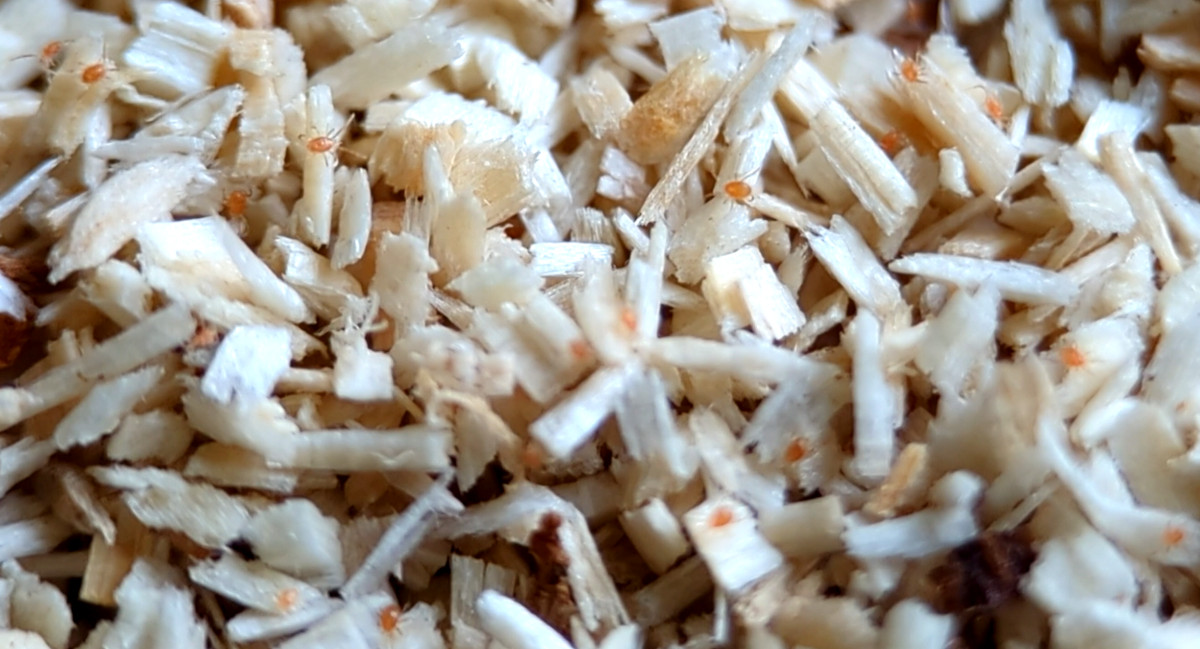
[227,538,256,560]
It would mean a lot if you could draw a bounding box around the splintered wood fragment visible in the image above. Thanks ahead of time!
[1043,148,1135,236]
[683,497,783,594]
[223,0,273,28]
[11,1,1200,647]
[25,38,121,158]
[637,53,765,225]
[80,510,155,607]
[0,157,61,226]
[528,364,639,460]
[530,242,615,278]
[184,443,328,494]
[749,193,831,230]
[0,303,195,431]
[783,58,918,235]
[619,498,690,574]
[863,444,931,518]
[1170,76,1200,112]
[309,20,464,110]
[332,168,371,269]
[122,1,230,98]
[226,598,342,643]
[0,440,55,501]
[1004,0,1074,107]
[572,63,633,140]
[53,365,164,451]
[725,21,818,139]
[232,73,288,179]
[649,336,833,385]
[1168,124,1200,178]
[47,155,208,283]
[703,246,805,339]
[804,216,905,319]
[90,466,252,549]
[624,222,668,341]
[296,85,338,249]
[1139,29,1200,72]
[189,554,324,614]
[1097,132,1182,276]
[340,475,461,597]
[476,590,574,649]
[889,253,1078,305]
[619,56,727,168]
[759,496,846,557]
[0,517,73,563]
[34,464,116,544]
[274,427,454,472]
[631,556,713,627]
[138,216,316,325]
[894,57,1019,197]
[849,309,895,483]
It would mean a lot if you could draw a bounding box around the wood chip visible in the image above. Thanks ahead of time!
[1,3,1199,648]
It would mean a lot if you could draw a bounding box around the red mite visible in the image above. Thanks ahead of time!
[784,438,808,463]
[306,134,337,154]
[723,179,752,201]
[708,506,734,528]
[1059,345,1086,369]
[82,63,105,83]
[305,118,354,156]
[379,604,401,632]
[39,41,63,67]
[569,339,591,360]
[879,130,904,156]
[619,307,637,331]
[275,588,298,612]
[225,190,248,218]
[984,94,1006,123]
[12,40,64,70]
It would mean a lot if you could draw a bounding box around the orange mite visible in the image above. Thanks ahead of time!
[1059,345,1086,369]
[12,40,64,69]
[899,57,920,83]
[619,307,637,332]
[379,604,401,633]
[1164,525,1186,548]
[39,41,63,67]
[708,506,734,528]
[225,190,248,218]
[81,61,110,84]
[984,94,1005,123]
[569,338,591,360]
[723,179,752,201]
[306,134,337,154]
[306,119,353,156]
[275,588,298,612]
[879,130,904,156]
[187,323,220,349]
[784,438,808,463]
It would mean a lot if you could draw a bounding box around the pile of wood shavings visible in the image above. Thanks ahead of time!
[3,0,1200,647]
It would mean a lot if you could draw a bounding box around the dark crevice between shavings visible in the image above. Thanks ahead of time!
[526,510,576,638]
[927,529,1037,616]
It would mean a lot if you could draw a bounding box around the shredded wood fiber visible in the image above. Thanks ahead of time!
[3,0,1200,647]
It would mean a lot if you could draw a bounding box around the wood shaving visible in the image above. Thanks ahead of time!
[2,1,1200,648]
